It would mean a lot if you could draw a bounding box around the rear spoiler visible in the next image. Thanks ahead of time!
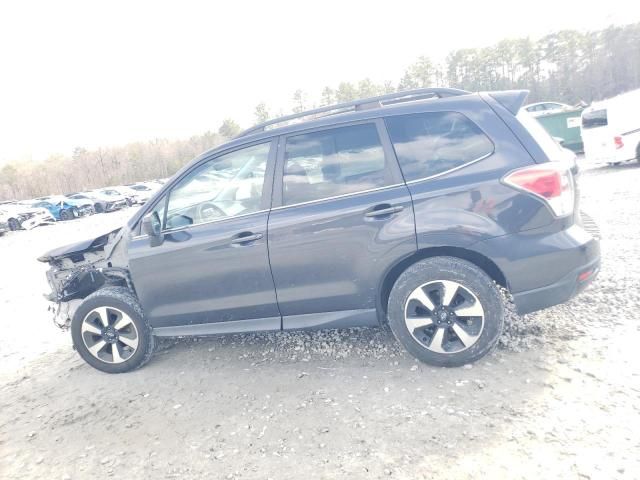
[488,90,529,115]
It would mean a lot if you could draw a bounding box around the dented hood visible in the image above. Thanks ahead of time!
[37,228,122,262]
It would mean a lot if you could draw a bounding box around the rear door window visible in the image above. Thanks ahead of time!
[582,109,608,129]
[385,112,494,182]
[282,123,390,205]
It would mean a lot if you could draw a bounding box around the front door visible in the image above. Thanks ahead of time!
[268,120,416,329]
[128,139,281,334]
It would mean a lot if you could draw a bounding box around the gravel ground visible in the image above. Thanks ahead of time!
[1,162,639,479]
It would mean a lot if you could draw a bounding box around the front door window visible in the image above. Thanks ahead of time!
[163,142,270,230]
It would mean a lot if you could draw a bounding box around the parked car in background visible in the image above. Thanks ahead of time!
[97,189,134,208]
[524,101,572,117]
[107,186,146,205]
[40,88,600,373]
[581,88,640,165]
[32,196,93,221]
[126,182,161,203]
[68,191,125,214]
[0,201,56,230]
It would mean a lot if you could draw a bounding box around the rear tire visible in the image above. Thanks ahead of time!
[387,256,504,367]
[71,287,154,373]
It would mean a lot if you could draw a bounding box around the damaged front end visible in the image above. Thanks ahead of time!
[39,228,132,329]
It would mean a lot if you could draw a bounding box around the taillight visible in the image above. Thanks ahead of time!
[614,136,624,149]
[503,163,575,217]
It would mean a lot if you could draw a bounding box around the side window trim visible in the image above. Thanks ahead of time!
[271,119,400,209]
[403,150,494,184]
[134,137,277,236]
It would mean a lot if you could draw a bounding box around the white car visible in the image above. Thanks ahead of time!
[581,88,640,165]
[67,191,124,213]
[126,182,161,203]
[99,188,140,206]
[0,201,56,230]
[524,101,572,117]
[107,186,149,205]
[83,190,129,213]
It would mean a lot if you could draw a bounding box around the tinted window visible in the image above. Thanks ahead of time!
[385,112,494,181]
[582,109,608,129]
[162,142,269,230]
[283,123,388,205]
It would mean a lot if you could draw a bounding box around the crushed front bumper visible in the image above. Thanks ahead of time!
[21,212,56,229]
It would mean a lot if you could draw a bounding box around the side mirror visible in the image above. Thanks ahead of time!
[142,212,163,247]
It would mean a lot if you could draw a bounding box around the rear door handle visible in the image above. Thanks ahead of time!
[364,204,404,218]
[230,232,263,245]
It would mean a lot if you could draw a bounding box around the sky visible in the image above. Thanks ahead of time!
[1,0,639,164]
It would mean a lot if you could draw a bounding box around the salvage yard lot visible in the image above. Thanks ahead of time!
[1,162,639,479]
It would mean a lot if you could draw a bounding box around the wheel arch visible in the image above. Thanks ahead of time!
[377,246,508,322]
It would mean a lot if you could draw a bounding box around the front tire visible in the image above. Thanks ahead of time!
[71,287,154,373]
[387,256,504,367]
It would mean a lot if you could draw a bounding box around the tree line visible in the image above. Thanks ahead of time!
[1,22,638,201]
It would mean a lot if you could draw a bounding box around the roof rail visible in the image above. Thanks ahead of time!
[237,87,470,138]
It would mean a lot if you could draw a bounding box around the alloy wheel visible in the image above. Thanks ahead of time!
[404,280,485,354]
[81,306,139,363]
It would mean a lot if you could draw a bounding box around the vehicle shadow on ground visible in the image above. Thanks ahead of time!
[1,320,564,478]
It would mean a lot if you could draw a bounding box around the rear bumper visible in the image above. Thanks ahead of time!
[474,218,601,315]
[512,255,600,314]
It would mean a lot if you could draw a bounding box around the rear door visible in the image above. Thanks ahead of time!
[128,139,281,333]
[267,120,416,329]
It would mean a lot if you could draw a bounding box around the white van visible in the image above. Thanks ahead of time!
[581,88,640,165]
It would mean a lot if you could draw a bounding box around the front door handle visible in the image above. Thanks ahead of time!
[230,232,263,246]
[364,204,404,218]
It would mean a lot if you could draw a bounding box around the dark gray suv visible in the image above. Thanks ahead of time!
[40,88,601,373]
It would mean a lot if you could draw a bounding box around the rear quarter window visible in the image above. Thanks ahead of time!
[385,112,494,182]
